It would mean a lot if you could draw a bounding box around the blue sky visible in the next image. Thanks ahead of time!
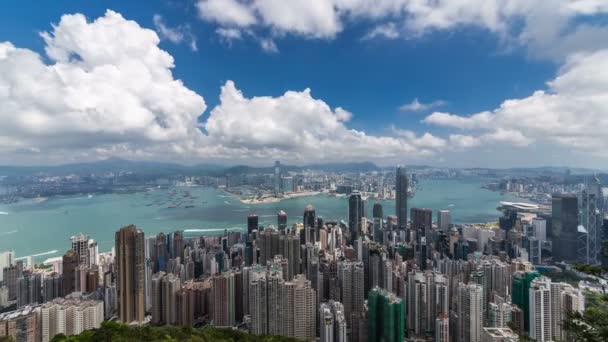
[1,1,607,167]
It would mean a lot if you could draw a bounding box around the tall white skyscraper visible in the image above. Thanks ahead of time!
[457,283,483,342]
[529,277,552,342]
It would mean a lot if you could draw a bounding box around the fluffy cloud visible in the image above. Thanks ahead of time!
[424,49,608,156]
[400,98,447,112]
[202,81,456,162]
[153,14,198,51]
[0,10,206,164]
[196,0,608,59]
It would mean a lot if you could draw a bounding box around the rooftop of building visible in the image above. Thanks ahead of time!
[483,327,519,338]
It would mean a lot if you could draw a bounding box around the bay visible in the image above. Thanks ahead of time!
[0,178,521,261]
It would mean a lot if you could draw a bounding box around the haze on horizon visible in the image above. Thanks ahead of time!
[1,1,608,168]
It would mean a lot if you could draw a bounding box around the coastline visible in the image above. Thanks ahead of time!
[220,188,324,204]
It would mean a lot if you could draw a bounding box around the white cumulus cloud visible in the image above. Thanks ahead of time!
[196,0,608,59]
[0,10,206,164]
[424,49,608,157]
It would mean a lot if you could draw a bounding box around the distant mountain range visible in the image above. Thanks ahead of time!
[0,158,383,177]
[0,158,602,178]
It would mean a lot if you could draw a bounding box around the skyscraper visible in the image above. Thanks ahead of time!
[274,161,281,197]
[457,283,483,342]
[277,211,287,231]
[71,234,90,266]
[338,261,364,328]
[284,275,316,341]
[438,210,451,233]
[115,225,145,323]
[368,287,405,342]
[372,202,384,244]
[580,176,603,264]
[304,205,316,243]
[348,191,364,240]
[511,271,540,333]
[435,313,449,342]
[62,249,79,296]
[529,277,552,342]
[551,194,579,262]
[396,166,408,240]
[247,214,259,236]
[0,251,14,283]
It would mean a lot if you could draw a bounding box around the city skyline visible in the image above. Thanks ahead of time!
[0,2,607,167]
[1,1,608,342]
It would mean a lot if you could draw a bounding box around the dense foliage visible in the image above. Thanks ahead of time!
[50,321,302,342]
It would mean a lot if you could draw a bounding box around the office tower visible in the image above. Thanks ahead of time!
[551,194,579,262]
[372,201,383,220]
[155,232,168,272]
[274,161,281,196]
[169,230,184,260]
[71,233,90,266]
[368,287,405,342]
[338,261,364,328]
[511,271,540,333]
[499,210,518,232]
[43,272,63,302]
[0,251,14,283]
[284,275,316,341]
[527,237,542,265]
[438,210,451,233]
[3,262,22,301]
[529,277,552,342]
[115,225,145,323]
[303,204,316,243]
[349,191,364,240]
[258,227,276,267]
[277,211,288,231]
[40,298,104,342]
[411,208,432,233]
[396,166,408,239]
[436,313,449,342]
[373,202,384,244]
[17,272,42,308]
[285,233,300,280]
[457,283,483,342]
[0,306,39,342]
[62,249,79,296]
[532,217,547,242]
[580,176,603,264]
[247,214,259,236]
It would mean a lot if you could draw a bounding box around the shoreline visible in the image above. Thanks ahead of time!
[220,188,325,204]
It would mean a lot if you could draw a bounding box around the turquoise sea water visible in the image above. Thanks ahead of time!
[0,179,520,261]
